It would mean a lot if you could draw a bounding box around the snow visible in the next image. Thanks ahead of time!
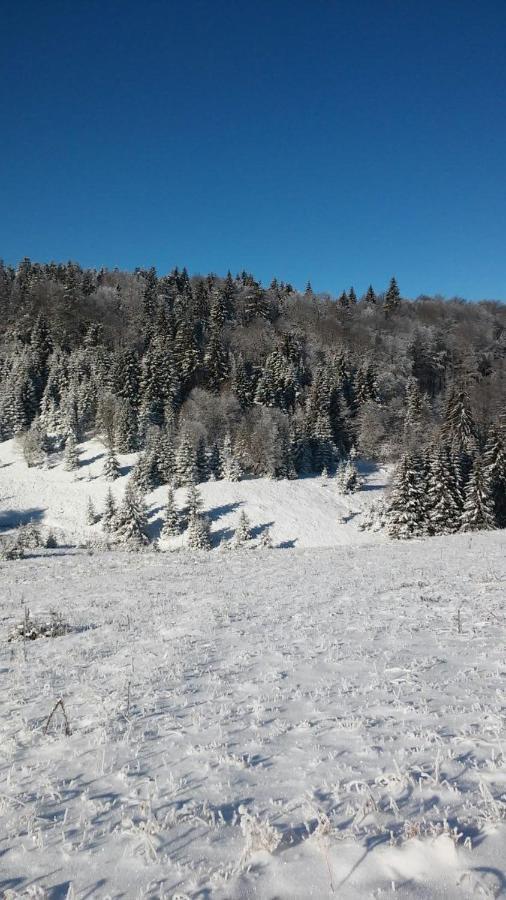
[0,437,388,549]
[1,438,505,898]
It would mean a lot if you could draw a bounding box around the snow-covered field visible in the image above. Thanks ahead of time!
[1,440,505,898]
[1,535,505,898]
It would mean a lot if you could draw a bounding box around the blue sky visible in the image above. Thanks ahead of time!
[1,0,505,299]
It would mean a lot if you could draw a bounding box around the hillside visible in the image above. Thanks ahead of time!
[0,436,388,550]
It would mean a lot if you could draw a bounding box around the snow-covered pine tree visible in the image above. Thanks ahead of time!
[102,487,117,532]
[426,443,462,534]
[259,527,273,548]
[483,425,506,528]
[221,433,242,481]
[161,486,180,538]
[114,482,150,548]
[103,447,120,480]
[235,510,252,546]
[442,385,477,454]
[387,451,427,538]
[63,433,79,471]
[186,509,211,550]
[460,457,496,532]
[174,432,197,486]
[86,496,98,526]
[336,458,359,494]
[186,482,203,520]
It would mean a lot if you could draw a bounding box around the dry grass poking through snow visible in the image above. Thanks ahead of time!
[0,533,505,898]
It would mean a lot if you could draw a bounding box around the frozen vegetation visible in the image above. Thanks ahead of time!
[0,534,505,898]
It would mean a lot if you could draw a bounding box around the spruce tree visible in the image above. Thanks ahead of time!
[387,452,427,538]
[186,509,211,550]
[426,444,462,534]
[114,482,150,547]
[102,487,117,532]
[364,285,376,305]
[63,433,79,471]
[86,497,98,526]
[384,277,401,314]
[103,447,120,480]
[460,457,496,532]
[175,432,197,486]
[161,486,181,538]
[483,425,506,527]
[221,433,242,481]
[336,458,359,494]
[235,510,252,546]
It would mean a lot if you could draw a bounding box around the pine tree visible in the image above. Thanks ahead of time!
[426,444,462,534]
[103,447,120,480]
[460,457,496,532]
[483,425,506,527]
[259,527,273,548]
[364,285,376,305]
[207,442,221,480]
[161,486,181,538]
[186,510,211,550]
[86,497,97,526]
[221,433,242,481]
[387,452,427,538]
[235,510,252,546]
[384,277,401,314]
[114,482,150,547]
[102,487,117,532]
[186,482,203,520]
[63,433,79,471]
[336,458,359,494]
[175,432,197,486]
[348,286,358,306]
[442,385,477,453]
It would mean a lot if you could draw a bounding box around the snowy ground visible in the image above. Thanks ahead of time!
[0,437,388,549]
[1,533,506,898]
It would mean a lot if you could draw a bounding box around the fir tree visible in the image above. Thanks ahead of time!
[384,276,401,314]
[161,486,180,538]
[259,527,273,548]
[186,481,203,520]
[235,510,252,546]
[336,458,359,494]
[426,444,462,534]
[175,432,197,486]
[102,487,117,532]
[364,285,376,305]
[103,447,120,480]
[460,457,496,532]
[221,433,242,481]
[86,496,98,526]
[114,482,150,547]
[483,425,506,527]
[63,433,79,471]
[186,510,211,550]
[387,452,427,538]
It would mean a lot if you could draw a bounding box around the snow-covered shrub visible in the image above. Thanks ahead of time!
[359,498,388,532]
[8,609,70,642]
[239,805,281,856]
[0,540,25,561]
[16,521,42,549]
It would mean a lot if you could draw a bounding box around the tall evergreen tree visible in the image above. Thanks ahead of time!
[114,482,150,547]
[460,457,496,532]
[384,276,401,314]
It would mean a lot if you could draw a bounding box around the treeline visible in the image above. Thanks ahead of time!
[0,259,505,501]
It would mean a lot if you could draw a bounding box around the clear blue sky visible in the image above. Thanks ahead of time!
[1,0,505,300]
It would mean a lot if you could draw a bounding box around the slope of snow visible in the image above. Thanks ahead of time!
[0,437,388,549]
[1,534,505,898]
